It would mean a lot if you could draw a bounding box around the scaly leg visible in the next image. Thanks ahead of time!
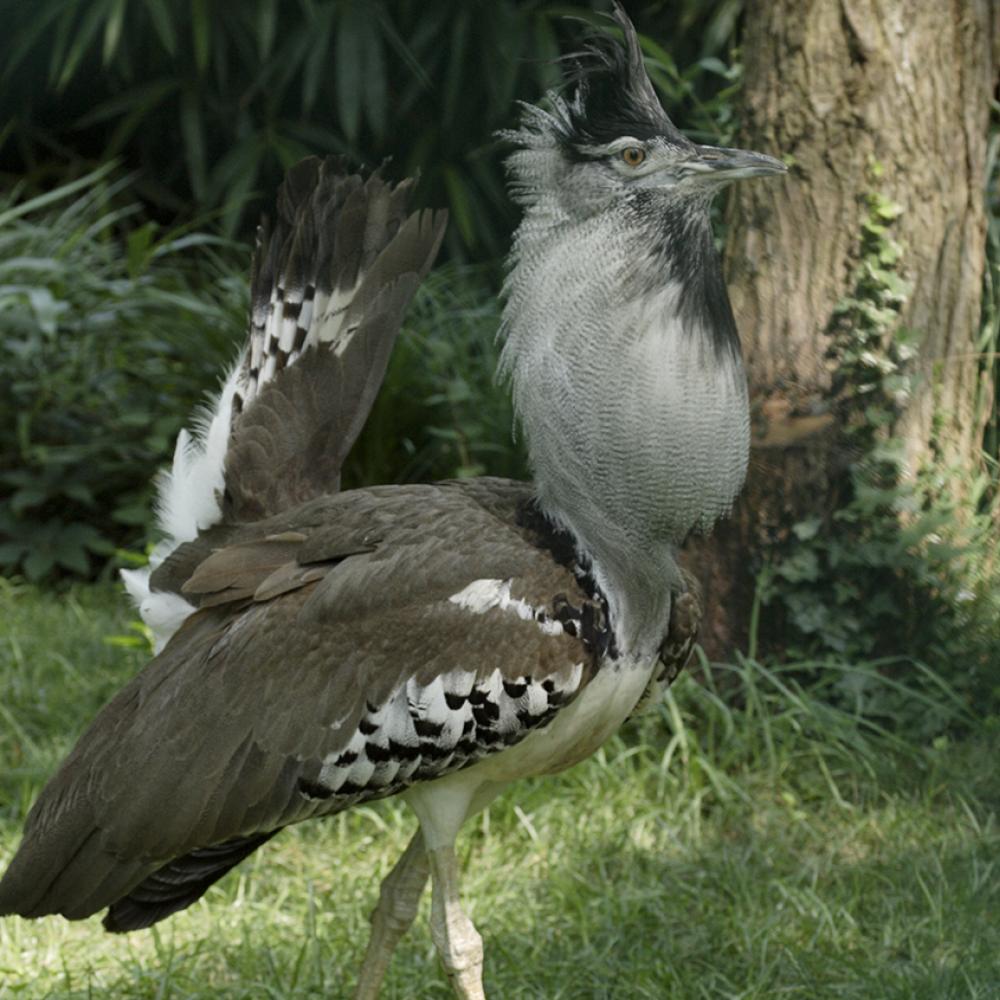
[404,775,503,998]
[353,830,430,1000]
[427,844,485,1000]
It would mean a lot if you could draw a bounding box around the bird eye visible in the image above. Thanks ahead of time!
[622,146,646,167]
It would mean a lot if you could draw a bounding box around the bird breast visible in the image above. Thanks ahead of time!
[504,259,749,548]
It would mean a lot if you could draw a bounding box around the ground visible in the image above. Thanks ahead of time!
[0,580,997,998]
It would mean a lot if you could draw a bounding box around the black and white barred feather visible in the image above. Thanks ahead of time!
[122,159,446,649]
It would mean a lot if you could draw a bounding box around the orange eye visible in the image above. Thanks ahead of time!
[622,146,646,167]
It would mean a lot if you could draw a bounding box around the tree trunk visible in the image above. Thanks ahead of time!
[685,0,999,658]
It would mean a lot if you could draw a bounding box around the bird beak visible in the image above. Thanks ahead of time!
[689,144,787,181]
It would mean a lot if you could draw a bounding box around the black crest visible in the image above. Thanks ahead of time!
[560,1,691,150]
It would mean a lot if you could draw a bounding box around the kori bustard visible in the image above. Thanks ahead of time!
[0,5,785,997]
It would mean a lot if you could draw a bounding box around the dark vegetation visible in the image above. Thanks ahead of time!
[0,0,739,580]
[0,0,997,694]
[0,0,742,255]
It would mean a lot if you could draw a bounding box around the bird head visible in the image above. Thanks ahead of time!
[504,2,785,220]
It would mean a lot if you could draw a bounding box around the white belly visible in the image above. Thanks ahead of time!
[465,656,654,782]
[404,657,655,850]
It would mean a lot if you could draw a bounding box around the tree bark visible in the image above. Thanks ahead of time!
[686,0,999,658]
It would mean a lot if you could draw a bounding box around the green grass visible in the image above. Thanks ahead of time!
[1,579,998,998]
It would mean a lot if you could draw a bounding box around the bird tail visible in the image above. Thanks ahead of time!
[121,158,446,647]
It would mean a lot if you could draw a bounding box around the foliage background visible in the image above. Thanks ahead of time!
[0,0,743,583]
[0,0,743,256]
[0,0,997,677]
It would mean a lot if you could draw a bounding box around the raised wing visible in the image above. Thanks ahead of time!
[226,160,448,521]
[124,159,447,652]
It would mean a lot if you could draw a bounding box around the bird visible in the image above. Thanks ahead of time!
[0,5,785,998]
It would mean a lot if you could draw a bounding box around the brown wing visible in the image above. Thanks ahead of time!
[0,479,615,929]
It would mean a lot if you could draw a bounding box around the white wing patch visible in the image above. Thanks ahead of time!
[309,663,585,805]
[449,578,565,636]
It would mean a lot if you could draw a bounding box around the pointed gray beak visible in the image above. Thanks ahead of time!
[689,144,787,181]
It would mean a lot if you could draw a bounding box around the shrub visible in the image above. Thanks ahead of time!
[0,166,528,582]
[0,0,743,257]
[344,264,527,488]
[0,166,247,581]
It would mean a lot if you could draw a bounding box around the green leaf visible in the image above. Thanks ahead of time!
[639,37,681,83]
[792,517,822,541]
[74,78,179,129]
[55,0,108,92]
[105,633,149,649]
[697,56,732,78]
[56,544,90,575]
[2,1,64,85]
[377,5,431,90]
[362,16,387,142]
[302,3,336,112]
[102,0,127,65]
[142,0,178,56]
[256,0,277,60]
[442,8,470,126]
[10,487,49,514]
[63,483,97,506]
[872,193,903,221]
[0,166,118,230]
[126,221,158,277]
[179,88,207,202]
[777,548,821,584]
[443,165,475,248]
[23,549,55,582]
[205,131,263,235]
[112,501,151,526]
[336,3,363,142]
[0,542,27,566]
[190,0,210,75]
[532,15,561,90]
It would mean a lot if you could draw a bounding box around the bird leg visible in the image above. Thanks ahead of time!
[427,844,485,1000]
[353,830,430,1000]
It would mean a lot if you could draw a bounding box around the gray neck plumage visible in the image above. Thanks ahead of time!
[500,188,749,660]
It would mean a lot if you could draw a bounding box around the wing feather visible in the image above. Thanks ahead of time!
[0,480,612,926]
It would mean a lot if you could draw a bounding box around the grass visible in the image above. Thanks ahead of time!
[0,579,998,998]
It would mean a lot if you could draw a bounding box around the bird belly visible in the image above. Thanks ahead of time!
[464,656,655,781]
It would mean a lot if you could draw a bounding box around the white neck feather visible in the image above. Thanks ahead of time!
[500,189,749,659]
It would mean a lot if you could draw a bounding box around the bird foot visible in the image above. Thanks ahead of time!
[434,918,485,1000]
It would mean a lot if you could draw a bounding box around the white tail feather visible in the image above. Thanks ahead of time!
[121,277,364,645]
[118,162,445,651]
[120,566,196,654]
[120,357,243,646]
[155,358,243,546]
